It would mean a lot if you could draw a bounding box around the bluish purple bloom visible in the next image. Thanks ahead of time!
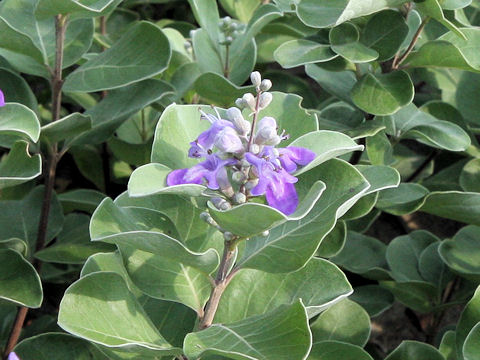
[0,89,5,107]
[8,353,19,360]
[278,146,316,173]
[167,154,236,190]
[214,127,244,154]
[190,114,234,158]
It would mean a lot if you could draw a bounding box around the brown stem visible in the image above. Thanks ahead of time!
[247,90,262,152]
[223,45,230,78]
[3,15,67,358]
[392,17,430,70]
[199,243,237,329]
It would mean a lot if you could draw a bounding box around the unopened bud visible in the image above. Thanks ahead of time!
[200,212,211,222]
[227,107,251,135]
[261,230,270,237]
[224,231,234,241]
[233,192,247,204]
[232,171,246,184]
[211,197,232,211]
[235,98,246,109]
[242,93,256,111]
[245,178,259,190]
[250,143,260,154]
[255,126,281,146]
[250,71,261,87]
[225,36,233,44]
[260,79,272,91]
[214,127,244,154]
[184,41,192,52]
[258,92,272,109]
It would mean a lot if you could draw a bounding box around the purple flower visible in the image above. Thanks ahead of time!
[167,154,236,190]
[278,146,316,173]
[8,353,19,360]
[0,89,5,107]
[214,127,244,154]
[188,113,234,158]
[246,149,299,215]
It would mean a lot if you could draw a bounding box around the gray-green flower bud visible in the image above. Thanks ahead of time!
[226,107,251,135]
[211,197,232,211]
[250,143,261,154]
[242,93,256,111]
[260,79,272,91]
[245,178,259,190]
[233,192,247,204]
[232,171,247,184]
[223,231,234,241]
[250,71,261,87]
[200,211,211,222]
[235,97,246,109]
[258,92,272,109]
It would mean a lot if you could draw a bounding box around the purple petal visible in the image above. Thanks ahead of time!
[8,353,20,360]
[188,141,208,158]
[266,181,298,215]
[278,146,315,173]
[167,168,193,186]
[0,90,5,107]
[214,127,244,153]
[197,119,234,150]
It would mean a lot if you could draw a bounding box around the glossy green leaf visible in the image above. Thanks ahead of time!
[311,299,370,347]
[376,183,429,215]
[0,67,37,111]
[332,231,390,280]
[295,0,409,28]
[274,40,337,68]
[351,71,414,116]
[421,191,480,226]
[58,272,181,355]
[380,280,438,313]
[329,23,379,63]
[15,333,107,360]
[361,10,409,61]
[457,287,480,360]
[73,79,174,146]
[41,113,92,145]
[35,0,122,19]
[385,340,446,360]
[439,225,480,279]
[0,249,42,307]
[306,64,356,105]
[350,285,394,317]
[439,330,457,360]
[63,22,171,92]
[219,0,259,22]
[237,159,370,273]
[0,141,41,190]
[0,103,40,145]
[59,189,106,214]
[464,323,480,360]
[415,0,466,39]
[90,198,219,273]
[460,159,480,192]
[308,341,374,360]
[215,258,352,323]
[183,300,311,360]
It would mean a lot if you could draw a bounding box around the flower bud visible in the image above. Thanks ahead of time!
[258,92,272,109]
[184,41,192,53]
[225,36,233,44]
[235,97,246,109]
[232,171,246,184]
[200,212,211,222]
[214,127,244,154]
[250,143,261,154]
[255,126,281,146]
[224,231,234,241]
[242,93,256,111]
[260,79,272,91]
[250,71,261,87]
[245,178,259,190]
[211,197,232,211]
[233,192,247,204]
[227,107,251,135]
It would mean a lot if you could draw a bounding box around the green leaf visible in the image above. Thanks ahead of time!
[464,323,480,360]
[367,131,395,165]
[350,285,394,317]
[35,0,122,19]
[70,145,105,192]
[0,103,40,145]
[188,0,220,47]
[237,159,370,273]
[406,28,480,71]
[72,79,174,146]
[215,258,352,323]
[332,231,390,280]
[460,159,480,192]
[15,333,107,360]
[376,183,429,215]
[194,72,255,107]
[0,141,41,190]
[421,191,480,226]
[274,40,338,68]
[439,330,457,360]
[58,272,182,355]
[0,186,64,253]
[329,23,379,63]
[41,113,92,145]
[380,281,438,313]
[58,189,106,214]
[439,225,480,279]
[361,10,409,61]
[63,22,171,92]
[295,0,409,28]
[351,71,414,116]
[308,341,374,360]
[457,287,480,360]
[381,103,471,151]
[0,249,42,307]
[183,300,311,360]
[415,0,466,39]
[317,221,346,258]
[385,340,446,360]
[219,0,260,22]
[442,0,472,10]
[0,67,37,111]
[35,214,114,264]
[306,64,356,105]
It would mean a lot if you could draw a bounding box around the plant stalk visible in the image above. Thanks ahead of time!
[2,15,67,359]
[224,45,230,78]
[392,17,430,70]
[247,90,262,152]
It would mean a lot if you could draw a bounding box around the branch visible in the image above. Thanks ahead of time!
[392,17,430,70]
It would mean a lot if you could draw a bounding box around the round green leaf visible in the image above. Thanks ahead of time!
[456,287,480,360]
[274,39,338,68]
[385,340,445,360]
[351,71,414,116]
[0,67,37,110]
[0,141,41,190]
[35,0,122,19]
[464,323,480,360]
[309,341,374,360]
[376,183,429,215]
[460,159,480,192]
[421,191,480,226]
[0,103,40,145]
[350,285,394,317]
[330,23,379,63]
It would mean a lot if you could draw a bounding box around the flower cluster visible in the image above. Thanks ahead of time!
[167,72,315,215]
